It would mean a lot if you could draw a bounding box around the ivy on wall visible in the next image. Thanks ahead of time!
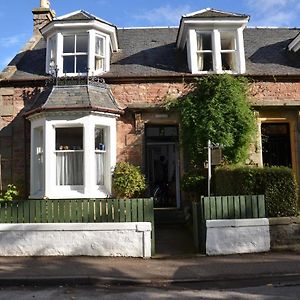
[169,74,256,166]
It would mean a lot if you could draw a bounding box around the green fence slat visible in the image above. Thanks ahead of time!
[131,199,138,222]
[227,196,234,219]
[29,201,35,223]
[258,195,266,218]
[210,197,217,220]
[46,200,52,223]
[119,199,125,222]
[77,200,83,222]
[252,195,258,218]
[82,200,89,222]
[106,199,112,222]
[101,199,107,222]
[125,200,131,222]
[0,202,4,223]
[222,196,228,219]
[113,199,120,222]
[35,200,41,223]
[87,200,94,223]
[11,201,18,223]
[41,200,47,223]
[143,199,150,222]
[234,196,241,219]
[216,197,223,219]
[138,200,144,222]
[15,201,22,223]
[245,195,252,218]
[23,201,30,223]
[64,200,71,222]
[239,196,246,218]
[203,197,211,220]
[4,202,10,223]
[95,200,101,222]
[52,200,59,222]
[60,201,66,223]
[70,200,77,222]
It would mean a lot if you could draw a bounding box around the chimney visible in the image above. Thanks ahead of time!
[32,0,55,35]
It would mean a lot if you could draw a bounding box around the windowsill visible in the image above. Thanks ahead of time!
[191,70,239,75]
[95,150,106,153]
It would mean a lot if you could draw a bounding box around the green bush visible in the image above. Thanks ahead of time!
[214,166,298,217]
[112,162,146,198]
[0,184,19,202]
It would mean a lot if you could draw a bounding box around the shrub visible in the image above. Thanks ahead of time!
[214,166,298,217]
[112,162,146,198]
[0,184,19,202]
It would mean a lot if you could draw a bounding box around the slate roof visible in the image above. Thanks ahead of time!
[26,82,122,116]
[3,26,300,81]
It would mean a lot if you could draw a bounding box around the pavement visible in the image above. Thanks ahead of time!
[0,252,300,287]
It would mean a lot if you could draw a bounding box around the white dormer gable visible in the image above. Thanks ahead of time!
[41,10,119,77]
[176,8,249,74]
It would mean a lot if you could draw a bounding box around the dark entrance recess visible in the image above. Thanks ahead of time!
[261,123,292,168]
[145,125,180,208]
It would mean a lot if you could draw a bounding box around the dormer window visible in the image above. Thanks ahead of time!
[177,8,249,75]
[41,10,119,77]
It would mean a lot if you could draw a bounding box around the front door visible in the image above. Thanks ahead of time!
[145,125,180,208]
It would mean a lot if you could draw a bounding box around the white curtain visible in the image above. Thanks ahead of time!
[197,34,204,71]
[96,152,104,185]
[56,152,84,185]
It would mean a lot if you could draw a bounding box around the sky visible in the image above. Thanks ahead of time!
[0,0,300,71]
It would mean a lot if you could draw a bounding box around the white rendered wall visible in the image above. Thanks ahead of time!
[0,223,152,257]
[206,218,270,255]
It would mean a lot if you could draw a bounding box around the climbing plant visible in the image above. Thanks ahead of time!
[169,74,256,166]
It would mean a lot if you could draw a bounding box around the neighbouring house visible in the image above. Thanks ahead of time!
[0,1,299,207]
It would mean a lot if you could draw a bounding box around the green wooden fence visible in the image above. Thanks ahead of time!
[192,195,265,252]
[0,198,155,254]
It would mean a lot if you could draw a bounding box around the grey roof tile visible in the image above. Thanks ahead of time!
[27,82,122,115]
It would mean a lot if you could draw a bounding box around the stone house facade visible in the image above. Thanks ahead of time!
[0,1,299,207]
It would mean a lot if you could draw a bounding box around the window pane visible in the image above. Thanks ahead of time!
[56,127,83,150]
[76,35,88,53]
[63,35,75,53]
[76,55,88,73]
[95,128,105,150]
[221,32,236,50]
[63,56,75,73]
[96,153,104,185]
[49,36,57,62]
[221,52,236,71]
[197,53,213,71]
[95,57,104,71]
[95,36,104,56]
[197,33,212,51]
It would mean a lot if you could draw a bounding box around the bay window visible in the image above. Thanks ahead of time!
[29,113,117,199]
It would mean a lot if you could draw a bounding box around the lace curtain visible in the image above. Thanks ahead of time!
[56,152,84,185]
[96,152,104,185]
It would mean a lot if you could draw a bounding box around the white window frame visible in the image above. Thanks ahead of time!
[188,28,245,74]
[62,33,89,75]
[95,35,105,73]
[196,31,214,72]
